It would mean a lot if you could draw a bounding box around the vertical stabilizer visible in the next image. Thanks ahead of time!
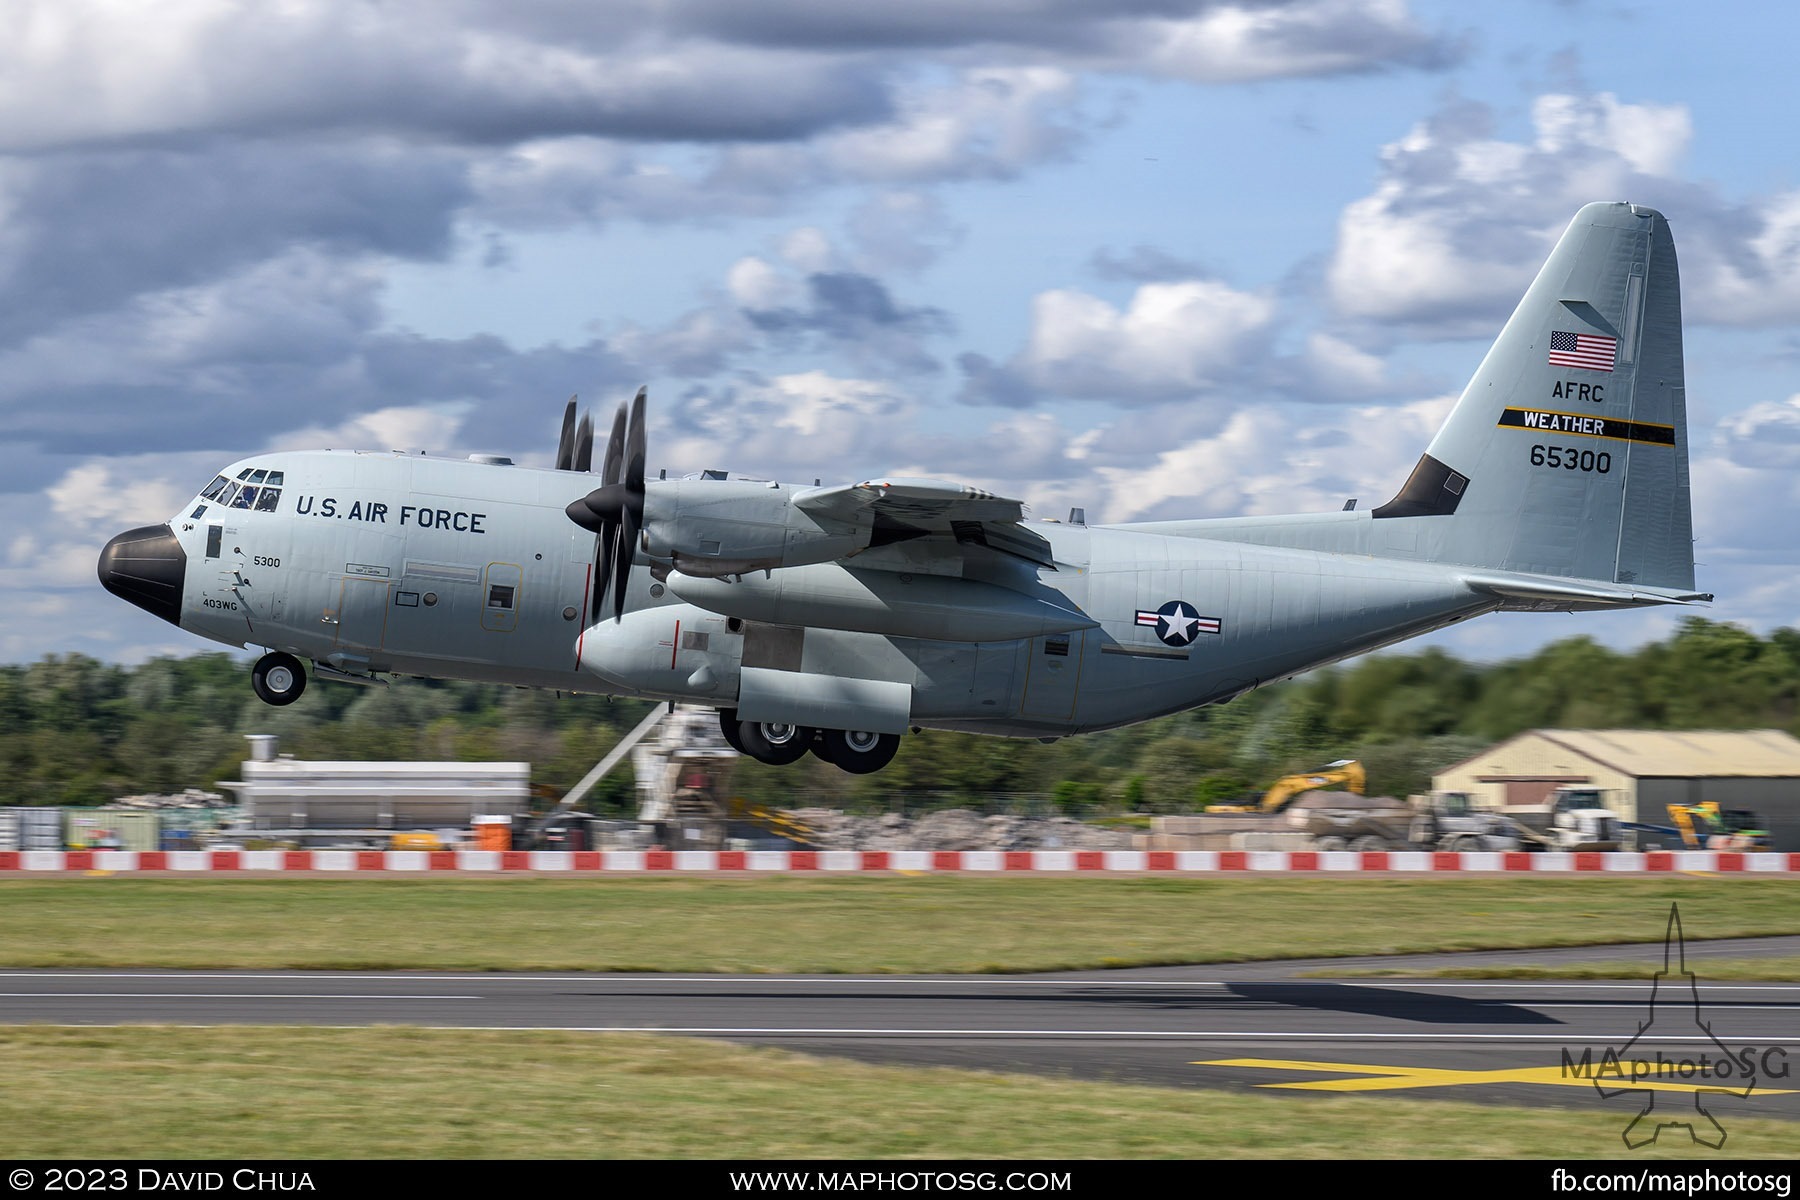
[1374,202,1694,590]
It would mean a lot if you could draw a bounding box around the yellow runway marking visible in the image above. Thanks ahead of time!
[1196,1057,1796,1094]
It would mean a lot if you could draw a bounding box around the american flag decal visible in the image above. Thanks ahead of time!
[1548,330,1616,372]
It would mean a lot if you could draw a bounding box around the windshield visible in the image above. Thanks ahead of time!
[197,468,286,513]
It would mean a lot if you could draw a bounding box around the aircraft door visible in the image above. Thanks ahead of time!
[333,576,391,652]
[1021,630,1085,719]
[972,641,1019,717]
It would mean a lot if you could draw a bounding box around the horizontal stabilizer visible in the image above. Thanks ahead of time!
[1461,568,1712,612]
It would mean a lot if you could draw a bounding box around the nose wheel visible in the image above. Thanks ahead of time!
[251,652,307,706]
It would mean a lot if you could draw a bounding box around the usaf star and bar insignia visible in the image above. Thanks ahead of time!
[1134,600,1222,647]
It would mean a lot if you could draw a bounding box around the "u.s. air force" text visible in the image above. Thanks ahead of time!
[293,496,487,532]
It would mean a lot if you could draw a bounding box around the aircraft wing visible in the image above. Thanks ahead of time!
[794,477,1056,569]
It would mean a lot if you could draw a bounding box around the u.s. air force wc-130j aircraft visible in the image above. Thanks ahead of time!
[99,202,1708,774]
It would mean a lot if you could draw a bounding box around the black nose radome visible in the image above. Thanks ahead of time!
[97,524,186,626]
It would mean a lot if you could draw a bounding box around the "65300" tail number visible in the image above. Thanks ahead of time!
[1529,444,1611,473]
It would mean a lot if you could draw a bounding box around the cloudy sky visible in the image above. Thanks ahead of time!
[10,0,1799,666]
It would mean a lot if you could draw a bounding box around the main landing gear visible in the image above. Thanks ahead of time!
[251,652,308,706]
[719,709,900,774]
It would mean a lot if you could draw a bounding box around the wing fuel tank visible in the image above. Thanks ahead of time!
[667,562,1095,643]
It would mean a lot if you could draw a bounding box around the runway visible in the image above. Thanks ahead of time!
[3,938,1796,1118]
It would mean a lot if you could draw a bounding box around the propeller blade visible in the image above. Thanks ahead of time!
[594,519,618,622]
[591,401,629,620]
[601,403,626,487]
[554,395,577,471]
[613,387,648,621]
[625,386,647,511]
[613,503,637,622]
[573,413,593,473]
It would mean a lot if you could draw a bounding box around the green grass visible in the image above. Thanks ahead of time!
[4,875,1794,1158]
[0,874,1794,973]
[0,1026,1791,1159]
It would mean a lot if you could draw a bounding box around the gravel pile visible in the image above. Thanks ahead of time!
[789,808,1137,852]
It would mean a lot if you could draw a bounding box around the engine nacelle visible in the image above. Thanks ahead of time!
[575,604,743,698]
[641,479,868,578]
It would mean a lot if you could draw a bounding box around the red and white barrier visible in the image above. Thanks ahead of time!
[1,849,1795,874]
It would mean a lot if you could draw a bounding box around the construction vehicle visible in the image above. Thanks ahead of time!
[1399,791,1523,853]
[1206,760,1366,813]
[1157,784,1518,852]
[1665,803,1771,850]
[1496,786,1623,852]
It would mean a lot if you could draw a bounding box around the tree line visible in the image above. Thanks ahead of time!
[2,617,1794,815]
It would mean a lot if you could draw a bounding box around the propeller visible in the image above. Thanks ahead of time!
[572,412,593,473]
[566,387,648,622]
[554,395,578,471]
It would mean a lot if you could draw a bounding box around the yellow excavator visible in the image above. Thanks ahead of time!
[1206,760,1367,814]
[1665,802,1771,851]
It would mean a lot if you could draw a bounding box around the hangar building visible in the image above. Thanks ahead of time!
[1432,729,1800,851]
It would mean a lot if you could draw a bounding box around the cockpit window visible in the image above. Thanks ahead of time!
[208,468,285,512]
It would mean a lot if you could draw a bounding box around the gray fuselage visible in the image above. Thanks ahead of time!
[163,449,1495,737]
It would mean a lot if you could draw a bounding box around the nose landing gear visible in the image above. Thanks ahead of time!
[251,652,308,706]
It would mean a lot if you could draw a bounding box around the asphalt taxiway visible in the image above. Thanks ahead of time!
[2,937,1796,1119]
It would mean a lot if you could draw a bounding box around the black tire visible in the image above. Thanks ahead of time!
[251,652,307,706]
[717,708,746,754]
[822,729,900,775]
[738,720,813,765]
[1348,835,1388,852]
[1312,836,1348,852]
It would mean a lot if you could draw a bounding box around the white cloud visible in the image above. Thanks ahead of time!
[1094,394,1453,522]
[1298,332,1391,397]
[266,404,471,455]
[1016,278,1275,399]
[664,371,912,475]
[1531,92,1691,177]
[1137,0,1449,83]
[726,256,798,310]
[1324,87,1800,333]
[818,67,1085,183]
[46,462,188,531]
[1325,92,1685,328]
[0,2,891,152]
[1712,393,1800,470]
[780,227,839,274]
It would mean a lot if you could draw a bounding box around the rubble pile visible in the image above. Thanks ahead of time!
[107,790,231,810]
[790,808,1137,852]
